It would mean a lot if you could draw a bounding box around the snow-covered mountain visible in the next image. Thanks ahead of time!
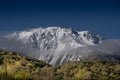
[7,27,103,47]
[0,27,120,66]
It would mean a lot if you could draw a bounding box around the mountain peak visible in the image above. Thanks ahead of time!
[2,26,106,66]
[6,27,103,53]
[9,27,103,46]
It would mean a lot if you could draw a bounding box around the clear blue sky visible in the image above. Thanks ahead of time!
[0,0,120,39]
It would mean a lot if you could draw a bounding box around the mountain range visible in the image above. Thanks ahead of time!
[0,27,120,66]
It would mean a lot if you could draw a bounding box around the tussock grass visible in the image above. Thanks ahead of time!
[0,49,120,80]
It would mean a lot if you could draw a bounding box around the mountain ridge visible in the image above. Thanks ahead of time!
[0,27,120,66]
[7,27,103,46]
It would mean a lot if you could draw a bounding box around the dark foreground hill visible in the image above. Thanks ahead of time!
[0,49,120,80]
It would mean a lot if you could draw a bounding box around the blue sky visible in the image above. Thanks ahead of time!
[0,0,120,39]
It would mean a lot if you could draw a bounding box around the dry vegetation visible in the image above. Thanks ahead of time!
[0,49,120,80]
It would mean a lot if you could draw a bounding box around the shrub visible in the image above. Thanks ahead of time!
[15,71,33,80]
[55,74,63,80]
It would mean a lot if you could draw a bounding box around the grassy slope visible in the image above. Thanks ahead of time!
[0,49,51,80]
[55,61,120,80]
[0,49,120,80]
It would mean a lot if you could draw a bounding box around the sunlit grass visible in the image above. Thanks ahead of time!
[0,49,120,80]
